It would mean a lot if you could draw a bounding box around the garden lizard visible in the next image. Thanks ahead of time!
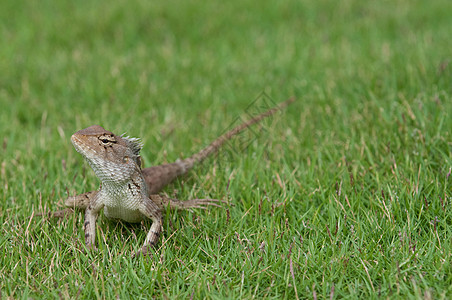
[63,98,294,256]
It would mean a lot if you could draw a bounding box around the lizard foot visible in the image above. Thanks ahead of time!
[132,245,154,258]
[83,244,98,253]
[35,208,75,218]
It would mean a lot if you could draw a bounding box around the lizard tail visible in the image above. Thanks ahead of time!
[142,97,294,194]
[181,97,295,169]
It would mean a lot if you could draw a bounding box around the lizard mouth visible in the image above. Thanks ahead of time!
[70,134,82,153]
[71,134,95,157]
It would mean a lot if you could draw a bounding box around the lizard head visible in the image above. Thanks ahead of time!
[71,125,144,184]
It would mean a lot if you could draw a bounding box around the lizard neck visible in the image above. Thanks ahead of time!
[98,172,149,223]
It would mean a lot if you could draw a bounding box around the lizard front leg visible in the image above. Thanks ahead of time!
[135,197,164,256]
[84,199,104,250]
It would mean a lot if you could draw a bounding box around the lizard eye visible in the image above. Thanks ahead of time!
[99,135,116,144]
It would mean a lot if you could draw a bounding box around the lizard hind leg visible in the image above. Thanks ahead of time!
[36,191,99,218]
[65,191,98,209]
[150,194,224,210]
[168,198,224,210]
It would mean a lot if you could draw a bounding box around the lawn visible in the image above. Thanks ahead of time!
[0,0,451,298]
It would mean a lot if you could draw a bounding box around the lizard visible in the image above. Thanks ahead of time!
[60,98,294,256]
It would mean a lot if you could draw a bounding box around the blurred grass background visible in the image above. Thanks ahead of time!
[0,0,451,298]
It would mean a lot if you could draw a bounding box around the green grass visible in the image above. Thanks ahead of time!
[1,0,451,298]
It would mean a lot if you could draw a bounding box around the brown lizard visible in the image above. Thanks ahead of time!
[61,98,294,256]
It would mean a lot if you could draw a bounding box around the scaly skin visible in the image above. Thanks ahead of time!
[61,98,294,256]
